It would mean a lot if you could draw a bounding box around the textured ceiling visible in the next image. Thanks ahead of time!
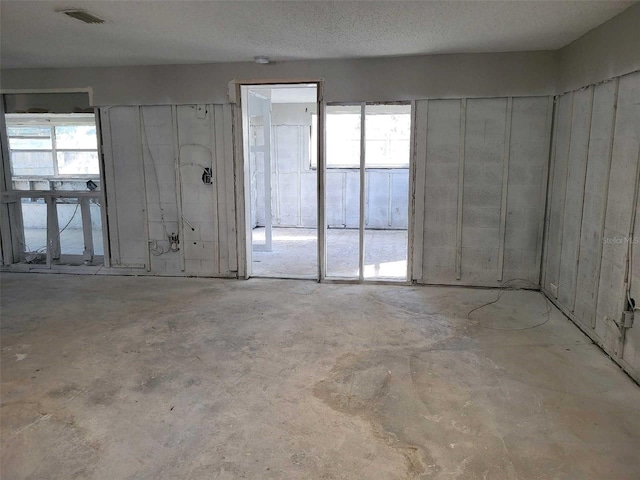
[0,0,635,69]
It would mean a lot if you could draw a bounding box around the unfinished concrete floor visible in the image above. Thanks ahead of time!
[1,273,639,479]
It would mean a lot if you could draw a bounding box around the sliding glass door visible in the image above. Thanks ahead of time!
[324,103,411,282]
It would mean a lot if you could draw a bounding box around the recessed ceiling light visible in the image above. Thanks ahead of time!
[254,56,270,65]
[56,8,106,24]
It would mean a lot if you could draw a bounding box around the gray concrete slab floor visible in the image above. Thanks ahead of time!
[1,274,639,479]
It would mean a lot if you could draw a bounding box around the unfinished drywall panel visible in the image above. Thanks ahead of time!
[596,72,640,354]
[100,106,147,268]
[557,87,593,310]
[625,180,640,370]
[543,71,640,380]
[176,105,218,275]
[140,105,181,274]
[503,96,552,284]
[99,103,237,277]
[417,96,551,286]
[543,93,573,294]
[573,81,618,327]
[176,104,237,276]
[420,99,460,284]
[460,98,506,283]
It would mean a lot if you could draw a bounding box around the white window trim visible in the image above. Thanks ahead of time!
[6,113,100,180]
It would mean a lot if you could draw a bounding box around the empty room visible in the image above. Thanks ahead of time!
[1,1,639,478]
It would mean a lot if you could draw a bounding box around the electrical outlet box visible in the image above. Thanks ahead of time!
[550,283,558,298]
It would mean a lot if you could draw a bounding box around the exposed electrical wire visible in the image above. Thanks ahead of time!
[178,162,210,173]
[177,144,214,178]
[466,278,552,331]
[149,240,166,256]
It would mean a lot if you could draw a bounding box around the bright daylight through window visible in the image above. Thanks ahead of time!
[6,114,100,190]
[311,108,410,168]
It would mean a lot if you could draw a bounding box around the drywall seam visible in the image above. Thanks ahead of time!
[593,78,620,329]
[553,91,574,295]
[102,109,122,265]
[536,96,555,287]
[570,86,595,312]
[455,99,466,280]
[497,97,513,281]
[138,107,152,272]
[94,107,111,268]
[171,105,186,272]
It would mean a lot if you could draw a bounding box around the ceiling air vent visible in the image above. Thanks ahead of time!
[57,8,105,24]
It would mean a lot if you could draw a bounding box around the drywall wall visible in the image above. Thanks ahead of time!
[99,104,237,276]
[0,51,558,105]
[543,71,640,380]
[557,3,640,94]
[413,96,553,287]
[3,92,92,114]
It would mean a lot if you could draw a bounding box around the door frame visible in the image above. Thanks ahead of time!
[322,101,415,285]
[232,79,325,280]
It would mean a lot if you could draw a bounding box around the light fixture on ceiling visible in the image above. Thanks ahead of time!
[56,8,106,24]
[254,56,270,65]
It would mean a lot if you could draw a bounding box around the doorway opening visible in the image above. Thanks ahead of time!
[242,83,319,279]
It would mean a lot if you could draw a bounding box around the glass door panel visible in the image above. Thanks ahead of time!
[325,105,361,278]
[363,104,410,280]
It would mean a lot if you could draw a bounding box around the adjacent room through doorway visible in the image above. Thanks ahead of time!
[242,88,411,282]
[245,84,319,278]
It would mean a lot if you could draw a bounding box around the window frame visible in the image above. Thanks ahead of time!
[310,106,412,170]
[5,113,100,180]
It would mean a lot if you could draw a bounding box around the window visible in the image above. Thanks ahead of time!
[311,105,411,168]
[5,114,100,189]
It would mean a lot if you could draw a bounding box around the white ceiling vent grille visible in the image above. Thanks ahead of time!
[57,9,105,24]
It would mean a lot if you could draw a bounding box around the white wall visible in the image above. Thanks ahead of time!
[413,96,553,287]
[543,71,640,381]
[0,51,558,105]
[557,3,640,94]
[99,104,237,276]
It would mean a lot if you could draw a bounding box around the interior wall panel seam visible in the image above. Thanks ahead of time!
[537,96,555,287]
[570,86,595,313]
[138,106,152,272]
[593,78,620,329]
[497,97,512,281]
[553,91,574,292]
[456,99,466,280]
